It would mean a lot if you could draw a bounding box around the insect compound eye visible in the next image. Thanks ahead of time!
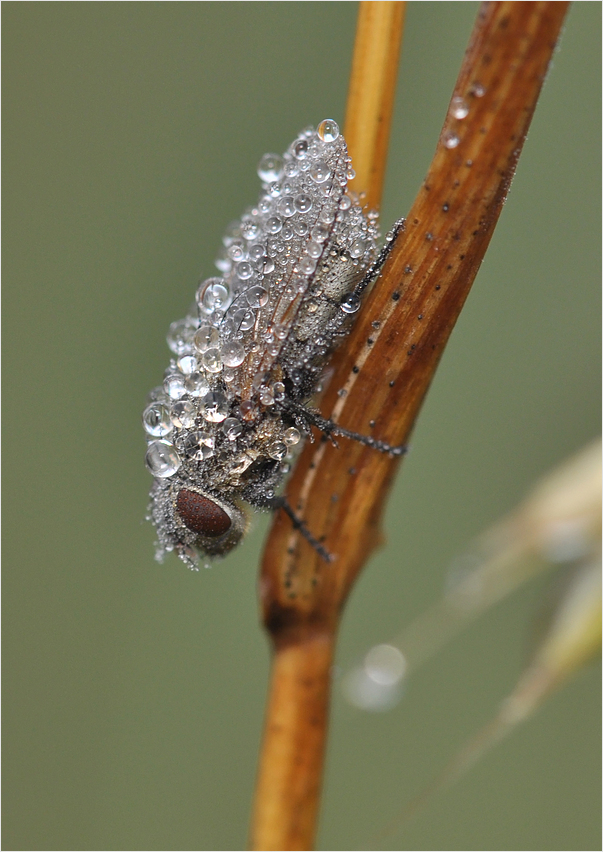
[176,488,232,537]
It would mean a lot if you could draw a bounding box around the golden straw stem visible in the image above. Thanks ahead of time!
[344,1,406,207]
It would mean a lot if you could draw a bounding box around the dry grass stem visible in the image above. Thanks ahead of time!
[250,3,569,849]
[344,1,406,208]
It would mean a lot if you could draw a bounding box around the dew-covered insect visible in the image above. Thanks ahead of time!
[143,119,404,569]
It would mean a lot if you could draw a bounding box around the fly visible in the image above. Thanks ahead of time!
[143,120,405,569]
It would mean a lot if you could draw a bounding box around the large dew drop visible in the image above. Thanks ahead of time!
[142,402,173,437]
[145,440,181,478]
[201,391,229,423]
[221,340,246,367]
[197,278,230,314]
[317,119,340,143]
[257,153,284,183]
[167,318,197,355]
[340,293,361,314]
[170,399,196,429]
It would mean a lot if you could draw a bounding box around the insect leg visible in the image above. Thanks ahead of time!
[268,495,333,563]
[354,217,405,297]
[281,400,407,457]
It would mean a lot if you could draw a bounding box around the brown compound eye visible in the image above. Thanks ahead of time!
[176,489,232,537]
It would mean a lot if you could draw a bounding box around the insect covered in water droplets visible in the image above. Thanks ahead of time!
[143,119,405,570]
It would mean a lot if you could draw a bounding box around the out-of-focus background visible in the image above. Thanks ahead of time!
[4,3,600,850]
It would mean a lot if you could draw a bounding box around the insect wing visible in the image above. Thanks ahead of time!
[199,127,362,403]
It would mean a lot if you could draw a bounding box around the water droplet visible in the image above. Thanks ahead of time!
[142,402,173,437]
[284,427,301,446]
[294,193,312,213]
[177,354,198,375]
[248,243,266,261]
[232,308,256,332]
[202,348,223,373]
[222,417,243,440]
[471,82,485,97]
[339,195,351,211]
[310,161,331,183]
[201,391,229,422]
[246,285,269,308]
[197,278,231,313]
[450,95,469,119]
[236,261,254,280]
[193,325,219,353]
[340,293,361,314]
[278,196,296,217]
[227,240,246,261]
[319,203,337,223]
[293,139,308,159]
[298,255,317,275]
[167,318,197,355]
[259,387,275,406]
[267,441,287,461]
[257,153,283,183]
[184,371,209,397]
[444,132,460,149]
[177,430,214,460]
[349,238,366,259]
[163,373,187,399]
[306,240,323,259]
[170,399,197,429]
[241,220,260,241]
[317,119,340,143]
[311,223,330,243]
[266,216,283,234]
[145,440,181,478]
[221,340,246,367]
[272,381,286,400]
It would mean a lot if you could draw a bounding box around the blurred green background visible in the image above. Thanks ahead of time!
[3,3,600,850]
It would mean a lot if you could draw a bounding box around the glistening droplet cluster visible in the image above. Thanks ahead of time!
[144,120,380,569]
